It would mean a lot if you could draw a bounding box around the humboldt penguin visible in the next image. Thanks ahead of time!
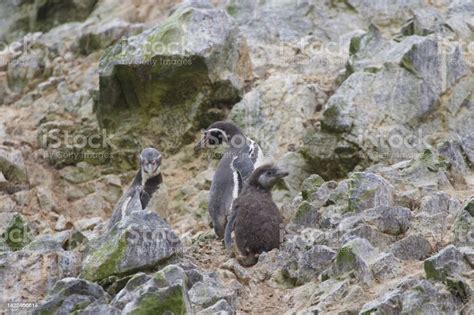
[108,148,163,230]
[224,164,288,266]
[194,121,264,238]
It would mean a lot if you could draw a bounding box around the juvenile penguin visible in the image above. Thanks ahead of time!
[224,164,288,266]
[194,121,264,238]
[108,148,163,230]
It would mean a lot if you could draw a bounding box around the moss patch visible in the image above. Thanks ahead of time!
[81,231,128,282]
[130,285,187,315]
[423,260,445,281]
[4,214,32,251]
[336,246,357,271]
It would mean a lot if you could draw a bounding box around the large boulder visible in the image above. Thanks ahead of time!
[96,0,252,152]
[300,25,473,179]
[81,211,182,282]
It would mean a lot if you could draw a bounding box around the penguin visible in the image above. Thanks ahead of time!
[194,121,264,239]
[108,148,163,230]
[224,164,288,266]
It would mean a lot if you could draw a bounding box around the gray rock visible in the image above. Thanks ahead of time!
[229,74,328,159]
[6,40,53,94]
[347,172,395,213]
[445,0,474,40]
[296,245,336,284]
[376,149,452,194]
[389,234,432,260]
[291,200,320,229]
[221,259,251,284]
[364,206,412,236]
[424,244,472,302]
[461,132,474,165]
[300,174,326,201]
[275,152,313,199]
[360,278,464,314]
[111,265,193,314]
[299,279,351,314]
[335,238,401,284]
[0,195,17,213]
[188,275,235,309]
[300,129,363,180]
[33,278,109,315]
[79,18,144,55]
[81,211,182,282]
[96,0,252,152]
[0,0,97,42]
[424,245,471,282]
[301,20,473,178]
[419,191,459,215]
[437,139,471,178]
[0,146,28,186]
[343,0,424,27]
[197,299,235,315]
[340,223,398,249]
[453,200,474,247]
[401,8,448,36]
[220,0,368,76]
[79,301,121,315]
[460,246,474,266]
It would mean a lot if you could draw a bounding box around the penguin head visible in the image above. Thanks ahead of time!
[194,121,244,150]
[249,164,289,190]
[139,148,161,177]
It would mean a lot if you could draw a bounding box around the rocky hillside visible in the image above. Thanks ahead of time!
[0,0,473,314]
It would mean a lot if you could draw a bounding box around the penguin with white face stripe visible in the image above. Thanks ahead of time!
[195,121,264,239]
[108,148,163,230]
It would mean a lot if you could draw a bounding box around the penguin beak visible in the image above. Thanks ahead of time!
[274,168,289,178]
[194,135,207,151]
[142,157,161,174]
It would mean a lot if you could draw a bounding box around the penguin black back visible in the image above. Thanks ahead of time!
[230,164,288,266]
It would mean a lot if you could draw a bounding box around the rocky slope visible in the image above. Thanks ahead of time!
[0,0,473,314]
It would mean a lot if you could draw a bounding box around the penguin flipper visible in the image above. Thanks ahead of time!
[224,209,238,250]
[233,152,254,181]
[108,186,141,230]
[128,187,143,212]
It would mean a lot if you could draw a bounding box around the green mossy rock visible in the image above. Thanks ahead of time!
[81,211,182,282]
[96,1,252,153]
[3,213,32,251]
